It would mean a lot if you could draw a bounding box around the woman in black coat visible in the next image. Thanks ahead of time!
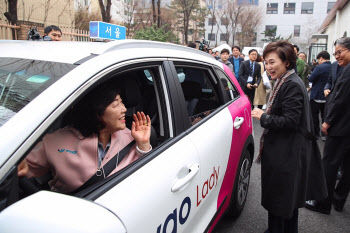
[252,41,327,233]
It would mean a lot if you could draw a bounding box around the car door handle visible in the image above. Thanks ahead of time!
[234,117,244,129]
[171,164,200,192]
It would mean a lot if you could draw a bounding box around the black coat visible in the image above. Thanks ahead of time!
[324,62,350,136]
[239,60,261,91]
[260,73,327,218]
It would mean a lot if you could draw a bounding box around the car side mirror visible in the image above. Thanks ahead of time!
[0,191,126,233]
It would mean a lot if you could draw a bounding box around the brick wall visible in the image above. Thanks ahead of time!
[17,21,44,40]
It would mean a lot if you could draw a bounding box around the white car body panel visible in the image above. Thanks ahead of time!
[186,107,234,231]
[0,191,126,233]
[95,136,200,233]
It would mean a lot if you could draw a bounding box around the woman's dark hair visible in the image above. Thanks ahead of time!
[69,81,120,137]
[263,40,297,70]
[293,44,299,52]
[256,53,262,62]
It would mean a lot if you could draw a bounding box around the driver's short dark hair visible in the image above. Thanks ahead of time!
[44,25,62,35]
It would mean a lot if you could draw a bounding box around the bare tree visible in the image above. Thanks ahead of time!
[152,0,156,24]
[75,2,102,31]
[117,0,139,37]
[204,0,218,47]
[157,0,161,28]
[42,0,56,25]
[26,4,39,22]
[58,0,73,27]
[237,4,262,47]
[4,0,18,39]
[98,0,112,22]
[227,1,243,46]
[4,0,17,25]
[171,0,200,45]
[134,1,153,29]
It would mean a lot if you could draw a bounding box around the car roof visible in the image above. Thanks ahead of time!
[0,39,216,65]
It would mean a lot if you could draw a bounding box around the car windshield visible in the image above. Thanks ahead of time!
[0,58,76,127]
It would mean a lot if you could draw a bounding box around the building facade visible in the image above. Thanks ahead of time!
[312,0,350,62]
[204,0,335,52]
[257,0,335,53]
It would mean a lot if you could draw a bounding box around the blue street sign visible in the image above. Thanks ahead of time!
[89,21,126,40]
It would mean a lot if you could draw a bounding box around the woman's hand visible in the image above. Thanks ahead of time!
[322,122,330,136]
[252,108,264,120]
[131,112,151,151]
[17,159,29,177]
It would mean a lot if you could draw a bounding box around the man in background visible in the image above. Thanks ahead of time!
[239,49,261,108]
[219,49,234,73]
[44,25,62,41]
[307,51,331,141]
[293,45,305,79]
[299,52,310,89]
[228,46,244,86]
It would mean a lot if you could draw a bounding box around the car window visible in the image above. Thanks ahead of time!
[174,65,220,127]
[0,64,171,211]
[0,58,76,127]
[214,67,239,101]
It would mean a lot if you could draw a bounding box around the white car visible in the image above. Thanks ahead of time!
[0,40,254,233]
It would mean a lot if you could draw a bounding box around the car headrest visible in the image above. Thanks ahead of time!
[124,77,142,108]
[181,81,201,100]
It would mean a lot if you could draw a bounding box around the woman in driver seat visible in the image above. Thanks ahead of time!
[18,81,152,193]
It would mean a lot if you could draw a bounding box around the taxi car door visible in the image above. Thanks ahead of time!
[168,61,247,232]
[89,61,203,233]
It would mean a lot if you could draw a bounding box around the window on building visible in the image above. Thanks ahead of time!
[265,25,277,37]
[220,17,229,26]
[327,2,336,13]
[208,33,216,41]
[220,33,228,41]
[267,3,278,14]
[238,0,259,5]
[294,25,300,37]
[208,18,216,26]
[301,2,314,14]
[284,3,295,14]
[218,0,223,9]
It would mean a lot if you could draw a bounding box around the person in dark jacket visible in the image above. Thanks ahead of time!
[324,61,344,97]
[239,49,262,108]
[308,51,331,140]
[306,37,350,215]
[228,45,244,85]
[252,41,327,233]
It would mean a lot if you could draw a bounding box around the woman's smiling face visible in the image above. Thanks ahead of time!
[100,94,127,133]
[334,45,350,67]
[264,52,289,79]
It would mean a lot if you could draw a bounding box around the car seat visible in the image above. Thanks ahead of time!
[180,81,202,116]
